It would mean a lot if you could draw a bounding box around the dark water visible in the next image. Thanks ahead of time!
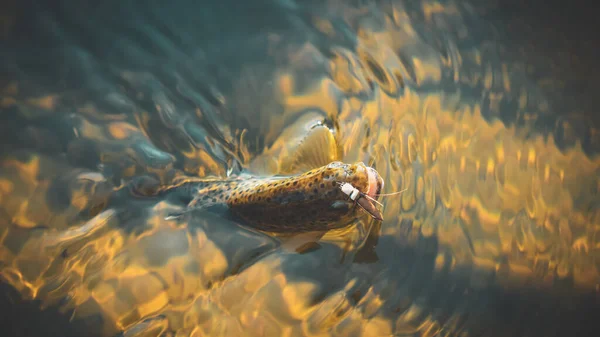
[1,0,599,336]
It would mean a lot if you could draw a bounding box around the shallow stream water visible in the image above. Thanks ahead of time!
[1,1,599,336]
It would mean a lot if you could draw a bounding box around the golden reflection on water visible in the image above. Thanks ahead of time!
[1,1,599,336]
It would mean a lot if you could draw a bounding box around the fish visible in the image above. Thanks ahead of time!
[117,123,386,233]
[153,161,385,233]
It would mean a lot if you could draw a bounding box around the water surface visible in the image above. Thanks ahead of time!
[1,1,599,336]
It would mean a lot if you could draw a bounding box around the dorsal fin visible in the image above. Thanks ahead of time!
[247,118,342,175]
[283,124,341,173]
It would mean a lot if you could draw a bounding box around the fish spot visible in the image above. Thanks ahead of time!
[320,183,325,188]
[293,181,298,186]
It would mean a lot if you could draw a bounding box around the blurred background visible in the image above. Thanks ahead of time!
[1,0,599,336]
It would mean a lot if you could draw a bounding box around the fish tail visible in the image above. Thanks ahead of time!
[159,180,206,205]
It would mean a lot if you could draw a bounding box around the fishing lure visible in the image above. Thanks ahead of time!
[338,182,384,221]
[338,181,407,222]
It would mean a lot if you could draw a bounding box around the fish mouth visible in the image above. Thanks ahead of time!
[366,167,384,200]
[360,166,384,221]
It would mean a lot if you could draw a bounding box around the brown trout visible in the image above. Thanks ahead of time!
[129,161,384,232]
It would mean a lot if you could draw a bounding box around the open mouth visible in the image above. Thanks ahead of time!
[359,166,384,221]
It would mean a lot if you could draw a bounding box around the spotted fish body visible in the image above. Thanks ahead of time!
[155,161,384,232]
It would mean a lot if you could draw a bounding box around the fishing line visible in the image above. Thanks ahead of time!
[373,188,408,197]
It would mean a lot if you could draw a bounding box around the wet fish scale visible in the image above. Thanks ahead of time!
[150,161,378,233]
